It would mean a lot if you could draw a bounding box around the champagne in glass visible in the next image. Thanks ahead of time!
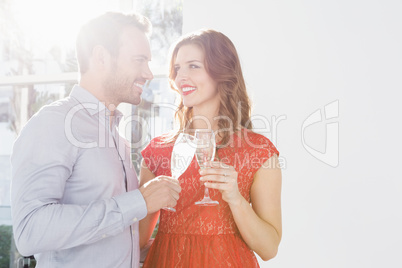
[164,133,196,212]
[195,129,219,206]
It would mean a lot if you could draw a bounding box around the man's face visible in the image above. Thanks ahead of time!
[103,26,153,106]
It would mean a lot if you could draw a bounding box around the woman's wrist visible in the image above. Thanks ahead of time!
[228,193,246,210]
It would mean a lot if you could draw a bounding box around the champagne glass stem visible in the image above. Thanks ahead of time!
[203,186,211,199]
[194,129,219,206]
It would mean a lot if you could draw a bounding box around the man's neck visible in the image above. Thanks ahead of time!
[79,77,119,115]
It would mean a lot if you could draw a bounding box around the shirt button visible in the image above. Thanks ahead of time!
[132,217,138,222]
[132,230,136,235]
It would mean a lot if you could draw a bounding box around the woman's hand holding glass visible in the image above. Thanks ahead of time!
[199,162,243,206]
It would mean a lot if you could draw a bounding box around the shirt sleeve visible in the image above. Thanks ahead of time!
[10,108,147,257]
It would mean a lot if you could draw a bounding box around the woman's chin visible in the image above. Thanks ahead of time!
[182,100,194,108]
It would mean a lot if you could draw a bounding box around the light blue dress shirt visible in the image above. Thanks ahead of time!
[11,85,147,268]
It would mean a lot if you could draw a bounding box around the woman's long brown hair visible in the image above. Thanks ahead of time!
[168,29,252,148]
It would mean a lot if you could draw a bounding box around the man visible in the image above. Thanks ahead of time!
[11,12,181,267]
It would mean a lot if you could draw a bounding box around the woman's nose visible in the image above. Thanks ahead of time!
[176,67,189,80]
[175,74,189,87]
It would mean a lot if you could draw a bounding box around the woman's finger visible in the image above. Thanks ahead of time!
[204,181,232,190]
[206,161,230,169]
[200,174,232,182]
[200,168,231,177]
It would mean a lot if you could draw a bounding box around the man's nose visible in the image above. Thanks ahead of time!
[143,64,153,81]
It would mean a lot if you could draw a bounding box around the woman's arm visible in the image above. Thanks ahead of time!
[138,159,160,249]
[138,159,182,249]
[201,155,282,260]
[231,155,282,260]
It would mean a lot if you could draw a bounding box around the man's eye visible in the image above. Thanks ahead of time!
[134,57,146,64]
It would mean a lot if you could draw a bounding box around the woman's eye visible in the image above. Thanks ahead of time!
[190,64,199,69]
[174,66,180,72]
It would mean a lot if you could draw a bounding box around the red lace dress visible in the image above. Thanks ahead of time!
[141,129,279,268]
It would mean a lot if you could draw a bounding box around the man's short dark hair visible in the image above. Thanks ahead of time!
[76,12,151,74]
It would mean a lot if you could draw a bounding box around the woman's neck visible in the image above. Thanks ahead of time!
[191,106,219,131]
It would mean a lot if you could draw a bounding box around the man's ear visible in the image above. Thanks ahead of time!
[91,45,111,71]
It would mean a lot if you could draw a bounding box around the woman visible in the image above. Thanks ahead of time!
[139,29,282,267]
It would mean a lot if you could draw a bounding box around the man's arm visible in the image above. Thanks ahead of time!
[11,110,147,256]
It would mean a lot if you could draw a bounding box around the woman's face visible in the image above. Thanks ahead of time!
[174,44,219,111]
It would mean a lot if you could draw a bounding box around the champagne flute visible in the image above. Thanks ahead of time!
[164,132,197,212]
[195,129,219,206]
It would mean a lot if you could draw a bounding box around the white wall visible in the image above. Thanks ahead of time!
[183,1,402,267]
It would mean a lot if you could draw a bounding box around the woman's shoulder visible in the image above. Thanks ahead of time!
[239,128,272,145]
[147,132,175,147]
[141,132,175,158]
[237,129,279,154]
[141,132,175,174]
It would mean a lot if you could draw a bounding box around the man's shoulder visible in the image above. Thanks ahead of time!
[22,97,80,133]
[31,96,83,121]
[39,96,79,114]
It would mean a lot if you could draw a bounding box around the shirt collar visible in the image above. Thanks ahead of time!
[69,85,123,119]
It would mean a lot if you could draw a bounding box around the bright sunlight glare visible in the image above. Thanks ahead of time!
[12,0,121,51]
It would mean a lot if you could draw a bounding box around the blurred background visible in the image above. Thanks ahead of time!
[1,0,401,267]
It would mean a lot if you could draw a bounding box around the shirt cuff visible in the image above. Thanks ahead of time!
[113,190,148,227]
